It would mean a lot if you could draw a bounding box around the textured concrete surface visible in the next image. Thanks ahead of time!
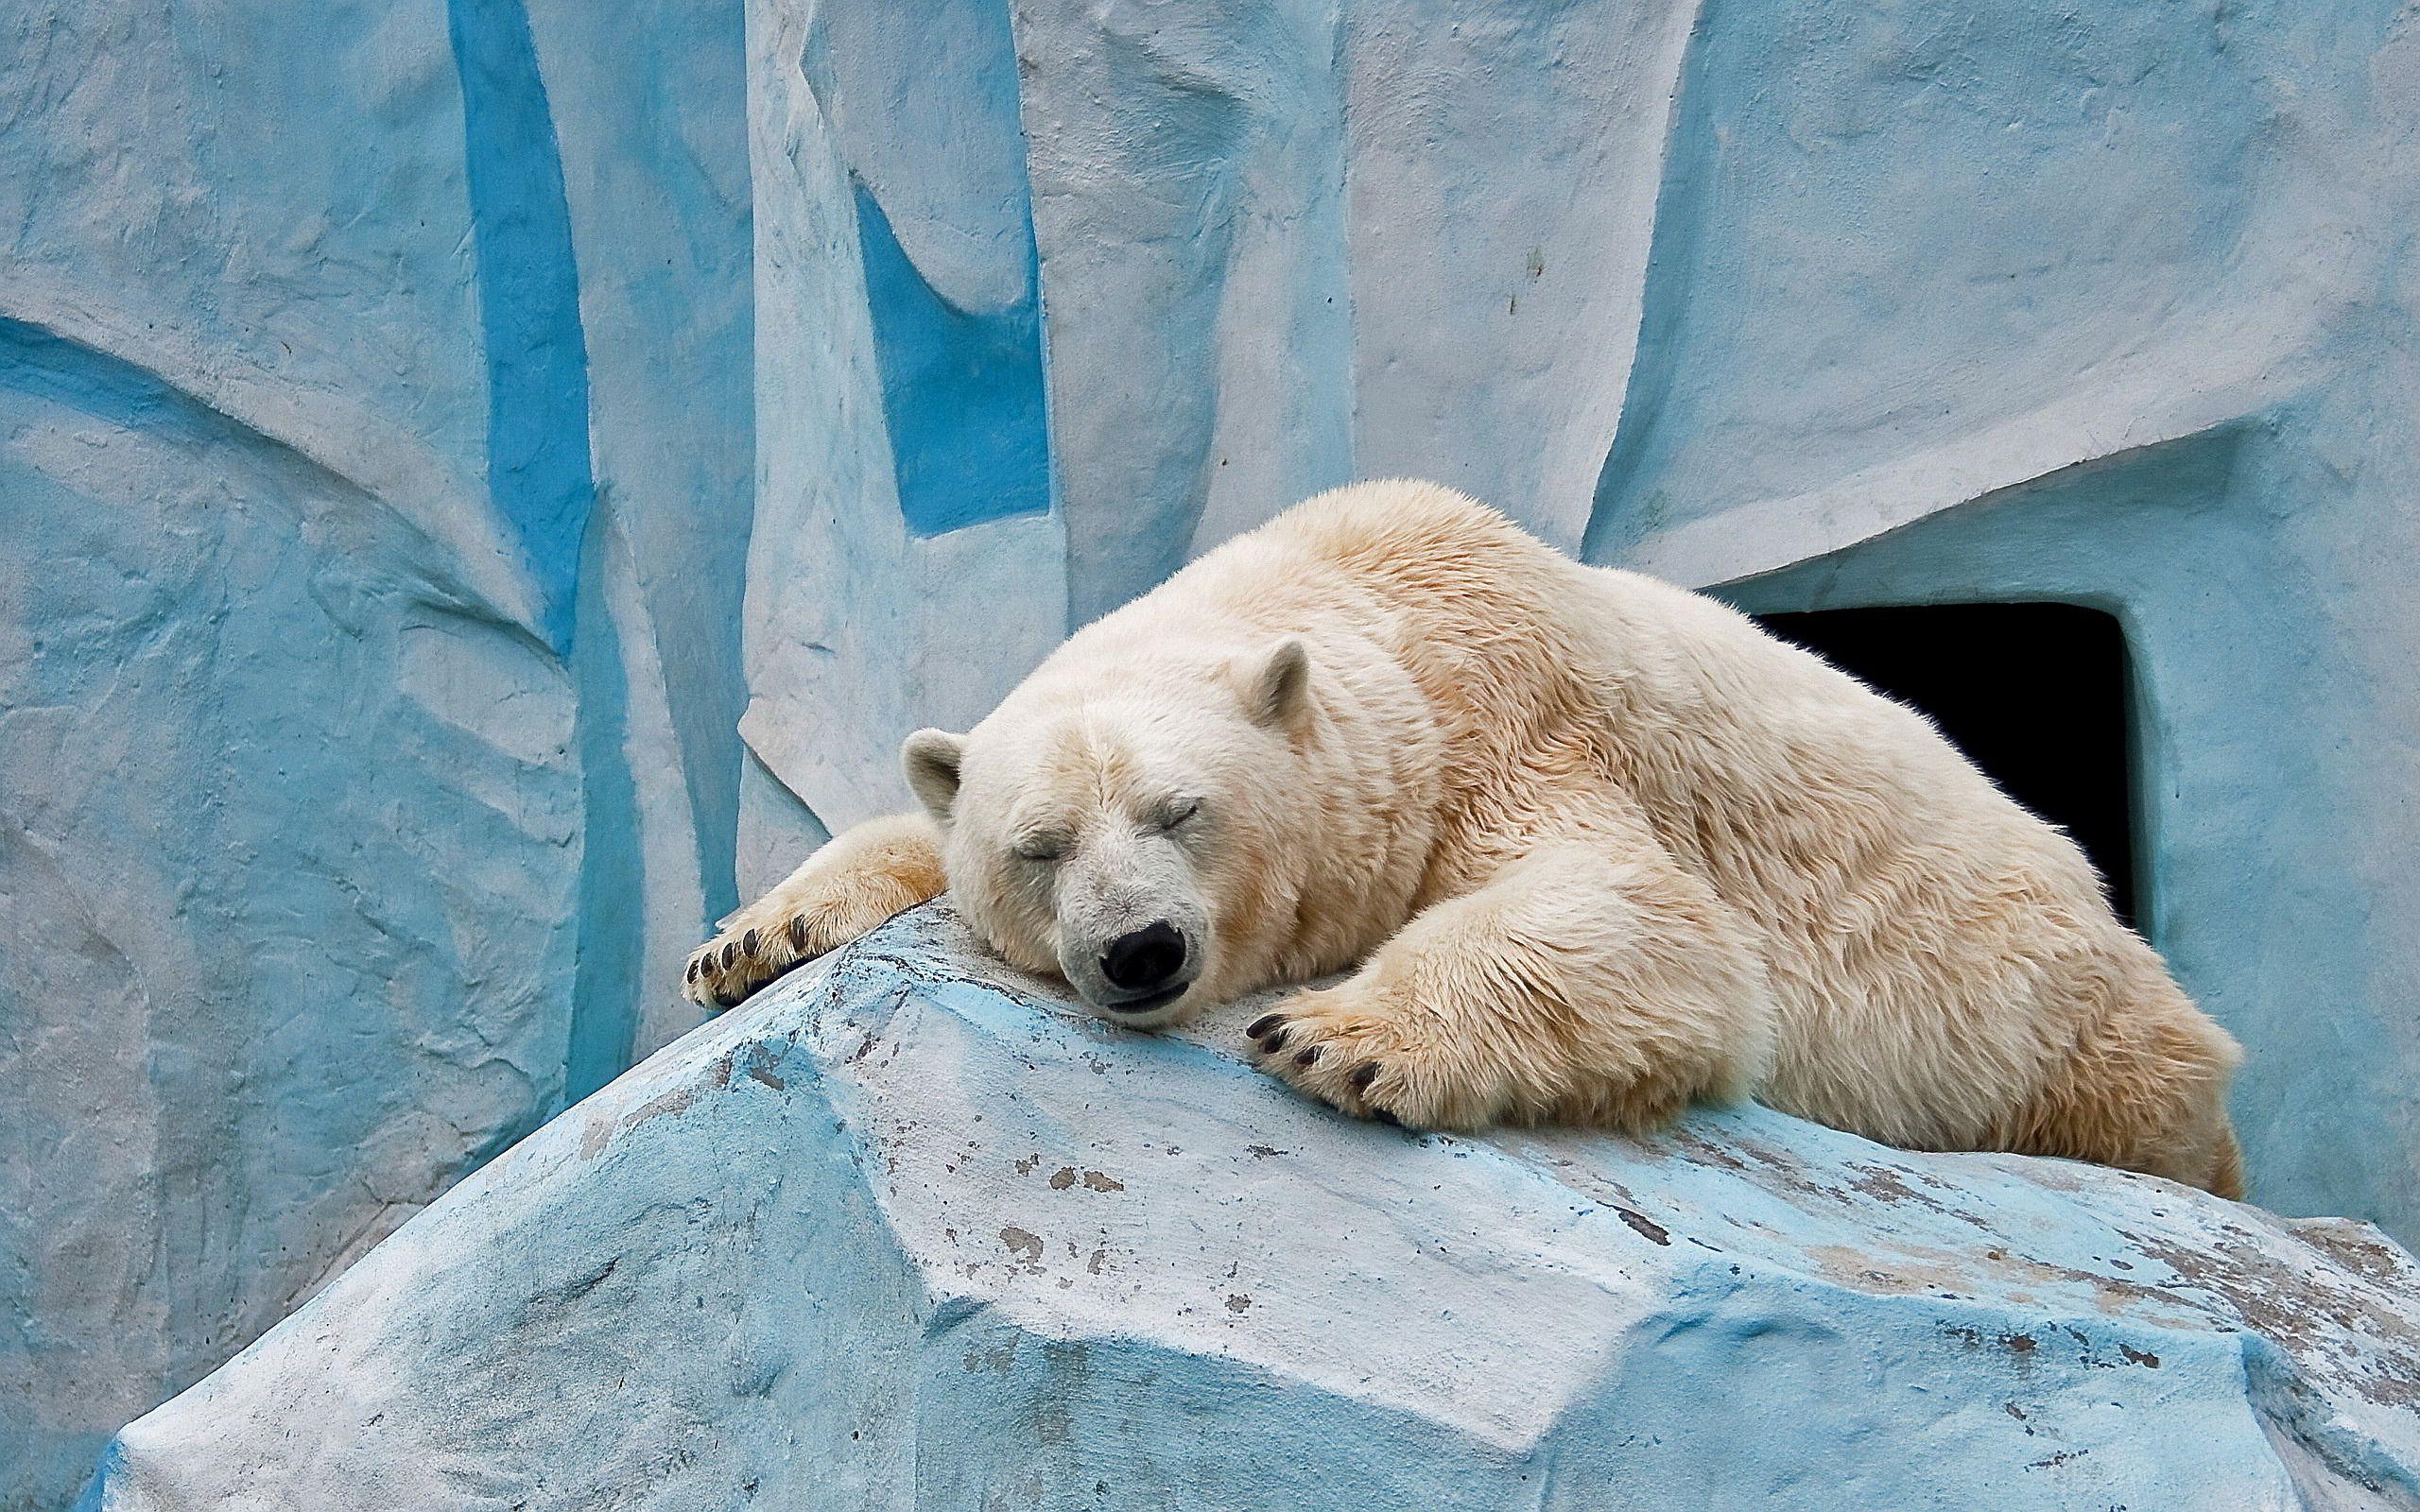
[0,5,749,1506]
[16,2,2420,1505]
[77,907,2420,1511]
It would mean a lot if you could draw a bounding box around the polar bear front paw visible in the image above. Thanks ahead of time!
[1244,982,1510,1132]
[684,904,834,1011]
[683,814,946,1011]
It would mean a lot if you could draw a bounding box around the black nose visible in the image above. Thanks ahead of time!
[1101,920,1187,993]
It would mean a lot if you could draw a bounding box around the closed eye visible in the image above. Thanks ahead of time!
[1155,798,1201,832]
[1011,833,1069,863]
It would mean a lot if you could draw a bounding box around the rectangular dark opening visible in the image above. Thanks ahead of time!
[1751,603,2137,929]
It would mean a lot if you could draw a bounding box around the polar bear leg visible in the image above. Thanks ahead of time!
[1249,828,1779,1133]
[2007,988,2247,1197]
[685,813,946,1010]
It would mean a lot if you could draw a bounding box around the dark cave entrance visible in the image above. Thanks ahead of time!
[1750,603,2139,930]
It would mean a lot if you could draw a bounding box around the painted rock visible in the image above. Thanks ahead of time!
[78,905,2420,1511]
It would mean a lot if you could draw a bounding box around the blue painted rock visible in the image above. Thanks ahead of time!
[78,906,2420,1510]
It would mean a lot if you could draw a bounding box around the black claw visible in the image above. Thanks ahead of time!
[1293,1046,1321,1069]
[742,929,760,955]
[1371,1108,1403,1128]
[1350,1062,1379,1093]
[1246,1013,1287,1041]
[685,956,700,982]
[787,916,809,951]
[720,941,739,969]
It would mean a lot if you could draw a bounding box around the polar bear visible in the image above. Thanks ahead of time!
[687,480,2245,1195]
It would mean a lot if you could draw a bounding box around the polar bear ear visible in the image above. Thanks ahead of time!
[1242,638,1313,731]
[901,729,966,823]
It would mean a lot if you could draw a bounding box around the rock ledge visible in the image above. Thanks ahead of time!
[80,906,2420,1511]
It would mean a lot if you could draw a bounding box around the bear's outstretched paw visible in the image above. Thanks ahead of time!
[684,875,933,1015]
[684,882,910,1010]
[683,906,828,1012]
[1245,985,1504,1131]
[683,816,946,1012]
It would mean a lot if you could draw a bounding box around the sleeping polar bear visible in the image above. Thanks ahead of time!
[686,480,2245,1196]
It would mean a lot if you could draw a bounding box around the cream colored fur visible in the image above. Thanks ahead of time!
[688,481,2245,1195]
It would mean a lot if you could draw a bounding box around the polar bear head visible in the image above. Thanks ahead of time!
[897,638,1318,1028]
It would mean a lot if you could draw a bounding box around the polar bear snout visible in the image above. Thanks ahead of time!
[1040,826,1214,1024]
[1098,920,1193,1011]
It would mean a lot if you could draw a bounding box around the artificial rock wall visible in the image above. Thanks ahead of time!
[11,3,2420,1507]
[0,3,751,1505]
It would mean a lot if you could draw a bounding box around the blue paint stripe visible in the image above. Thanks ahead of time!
[446,0,637,1100]
[854,179,1053,537]
[0,317,213,440]
[1582,0,1723,566]
[447,0,596,649]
